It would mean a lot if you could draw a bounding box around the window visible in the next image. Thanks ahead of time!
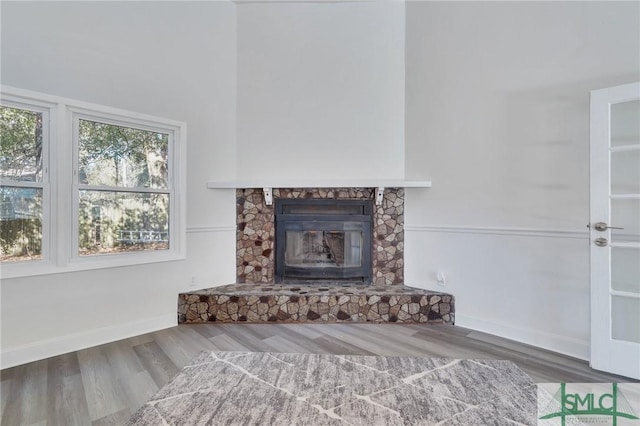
[1,87,186,278]
[74,116,172,256]
[0,102,50,263]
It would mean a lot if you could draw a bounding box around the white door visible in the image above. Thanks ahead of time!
[590,81,640,380]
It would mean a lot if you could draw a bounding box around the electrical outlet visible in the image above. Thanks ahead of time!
[436,272,446,286]
[190,275,197,287]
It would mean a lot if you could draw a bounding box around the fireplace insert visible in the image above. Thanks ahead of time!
[274,199,373,283]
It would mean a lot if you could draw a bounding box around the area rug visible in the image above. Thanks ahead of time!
[126,351,537,425]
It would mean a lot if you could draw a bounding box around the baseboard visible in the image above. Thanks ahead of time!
[455,314,590,361]
[0,313,177,370]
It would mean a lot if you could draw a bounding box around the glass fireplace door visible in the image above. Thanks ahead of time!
[274,199,373,283]
[285,225,364,269]
[279,221,370,281]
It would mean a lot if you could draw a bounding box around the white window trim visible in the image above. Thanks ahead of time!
[0,86,186,279]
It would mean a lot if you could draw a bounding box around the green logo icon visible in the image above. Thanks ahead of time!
[539,383,639,425]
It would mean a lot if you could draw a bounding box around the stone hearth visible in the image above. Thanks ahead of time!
[178,283,454,324]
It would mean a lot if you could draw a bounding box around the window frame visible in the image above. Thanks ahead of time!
[1,86,186,279]
[71,108,178,262]
[0,95,54,270]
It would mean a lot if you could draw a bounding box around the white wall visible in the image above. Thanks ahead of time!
[236,1,405,180]
[0,1,237,368]
[405,1,640,359]
[4,0,638,368]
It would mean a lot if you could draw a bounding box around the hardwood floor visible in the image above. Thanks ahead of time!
[1,323,636,425]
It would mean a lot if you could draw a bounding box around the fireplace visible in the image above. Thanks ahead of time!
[236,187,404,285]
[274,199,372,283]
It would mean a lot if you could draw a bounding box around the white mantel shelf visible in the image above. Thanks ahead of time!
[206,179,432,189]
[206,179,431,205]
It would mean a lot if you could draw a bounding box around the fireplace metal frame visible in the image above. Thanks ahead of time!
[274,199,373,283]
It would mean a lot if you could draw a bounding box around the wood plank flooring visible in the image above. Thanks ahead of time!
[1,323,636,425]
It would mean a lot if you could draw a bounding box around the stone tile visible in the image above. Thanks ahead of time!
[179,283,454,325]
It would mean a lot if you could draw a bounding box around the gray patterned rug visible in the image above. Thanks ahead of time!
[126,351,537,425]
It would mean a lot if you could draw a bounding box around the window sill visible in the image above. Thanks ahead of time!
[0,250,186,279]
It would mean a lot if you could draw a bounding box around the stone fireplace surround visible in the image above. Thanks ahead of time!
[236,187,405,285]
